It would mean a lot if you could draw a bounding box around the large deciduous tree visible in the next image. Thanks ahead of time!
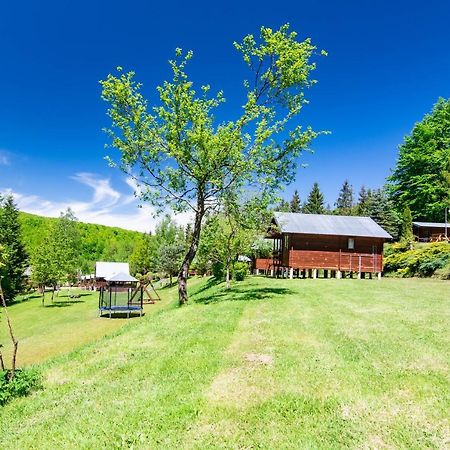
[30,209,81,302]
[101,25,325,304]
[388,97,450,221]
[198,193,269,288]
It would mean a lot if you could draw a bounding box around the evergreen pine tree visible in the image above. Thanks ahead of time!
[335,180,354,215]
[0,196,28,303]
[303,182,326,214]
[290,190,302,212]
[366,189,400,239]
[356,186,372,215]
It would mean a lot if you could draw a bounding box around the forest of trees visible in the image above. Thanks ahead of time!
[20,212,141,274]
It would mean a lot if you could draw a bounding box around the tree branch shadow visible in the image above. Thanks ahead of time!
[192,284,294,305]
[44,300,86,308]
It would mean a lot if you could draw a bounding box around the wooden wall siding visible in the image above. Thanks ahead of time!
[289,234,384,254]
[257,233,386,273]
[288,250,382,272]
[255,258,272,270]
[256,252,382,273]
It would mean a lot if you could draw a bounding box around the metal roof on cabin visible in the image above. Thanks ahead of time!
[95,261,130,279]
[412,222,447,228]
[273,212,392,239]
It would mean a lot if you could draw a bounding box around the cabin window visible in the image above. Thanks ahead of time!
[348,238,355,250]
[284,235,289,249]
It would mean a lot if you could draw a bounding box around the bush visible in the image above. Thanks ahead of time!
[212,261,224,280]
[0,368,41,406]
[384,242,450,277]
[434,261,450,280]
[233,262,248,281]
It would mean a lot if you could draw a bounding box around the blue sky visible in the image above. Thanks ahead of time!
[1,0,449,231]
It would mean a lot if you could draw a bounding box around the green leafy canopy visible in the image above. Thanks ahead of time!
[100,24,326,215]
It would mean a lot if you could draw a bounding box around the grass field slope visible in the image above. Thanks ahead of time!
[0,277,449,449]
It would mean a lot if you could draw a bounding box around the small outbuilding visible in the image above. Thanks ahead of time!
[412,222,449,242]
[254,212,392,279]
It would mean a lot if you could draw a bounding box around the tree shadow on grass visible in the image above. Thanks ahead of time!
[192,285,295,305]
[98,312,145,319]
[57,292,92,298]
[189,277,222,297]
[44,300,86,308]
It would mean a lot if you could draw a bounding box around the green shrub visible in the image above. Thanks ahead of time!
[0,369,41,406]
[434,261,450,280]
[212,261,224,280]
[233,262,248,281]
[384,242,450,277]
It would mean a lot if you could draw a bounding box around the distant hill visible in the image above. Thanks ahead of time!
[19,212,142,272]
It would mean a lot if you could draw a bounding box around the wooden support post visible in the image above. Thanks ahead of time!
[377,272,382,280]
[289,267,293,279]
[357,272,361,279]
[312,269,317,279]
[255,268,259,275]
[336,270,342,279]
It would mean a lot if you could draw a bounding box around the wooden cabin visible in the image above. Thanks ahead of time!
[255,212,392,279]
[412,222,449,242]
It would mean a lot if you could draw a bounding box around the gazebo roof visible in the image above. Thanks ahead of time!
[106,272,137,283]
[95,261,130,279]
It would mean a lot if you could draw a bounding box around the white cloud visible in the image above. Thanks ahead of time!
[0,150,11,166]
[2,173,193,233]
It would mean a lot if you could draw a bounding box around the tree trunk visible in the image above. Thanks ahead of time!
[177,199,204,305]
[226,266,230,289]
[0,278,18,380]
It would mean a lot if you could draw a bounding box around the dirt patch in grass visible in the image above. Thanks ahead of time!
[206,365,274,408]
[244,352,273,366]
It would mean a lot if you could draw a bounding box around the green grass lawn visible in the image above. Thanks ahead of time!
[0,277,449,449]
[0,289,168,367]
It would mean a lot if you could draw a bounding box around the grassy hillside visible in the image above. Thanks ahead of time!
[0,289,167,367]
[0,277,449,448]
[19,212,142,271]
